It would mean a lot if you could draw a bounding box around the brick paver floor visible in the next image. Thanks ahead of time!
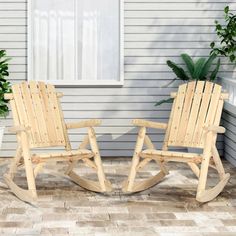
[0,157,236,236]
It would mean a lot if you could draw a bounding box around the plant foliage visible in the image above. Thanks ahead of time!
[0,50,11,117]
[166,53,220,81]
[155,53,220,106]
[210,6,236,63]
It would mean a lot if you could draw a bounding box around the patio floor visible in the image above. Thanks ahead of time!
[0,157,236,236]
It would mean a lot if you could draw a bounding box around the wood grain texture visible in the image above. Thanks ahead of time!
[124,81,230,202]
[5,81,112,202]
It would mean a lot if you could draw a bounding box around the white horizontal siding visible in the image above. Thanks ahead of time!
[0,0,234,157]
[222,110,236,166]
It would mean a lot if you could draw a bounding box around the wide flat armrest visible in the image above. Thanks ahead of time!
[8,125,31,133]
[66,119,101,129]
[132,119,167,129]
[205,125,225,134]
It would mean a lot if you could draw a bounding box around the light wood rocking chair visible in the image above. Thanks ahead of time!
[122,81,230,202]
[4,81,112,203]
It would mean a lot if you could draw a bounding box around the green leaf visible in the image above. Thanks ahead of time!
[224,6,229,14]
[199,53,217,79]
[216,24,222,30]
[155,97,174,106]
[181,53,195,77]
[0,49,11,117]
[210,42,215,48]
[210,58,220,81]
[0,58,10,65]
[230,54,236,62]
[193,58,206,80]
[166,60,190,81]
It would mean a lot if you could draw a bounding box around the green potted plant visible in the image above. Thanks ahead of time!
[210,6,236,105]
[155,53,221,153]
[0,50,11,148]
[156,52,220,106]
[210,6,236,64]
[210,6,236,166]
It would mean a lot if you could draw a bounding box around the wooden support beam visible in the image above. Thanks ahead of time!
[4,92,63,100]
[132,119,167,129]
[136,158,152,171]
[32,149,92,159]
[171,92,229,100]
[139,153,202,164]
[205,125,226,134]
[8,126,31,133]
[188,163,200,178]
[31,153,94,164]
[66,119,101,129]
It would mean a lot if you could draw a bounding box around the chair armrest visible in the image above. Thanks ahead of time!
[66,119,101,129]
[8,125,31,133]
[132,119,167,129]
[205,125,225,134]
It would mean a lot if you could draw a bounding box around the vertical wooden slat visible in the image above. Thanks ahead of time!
[163,93,177,151]
[9,97,21,145]
[20,82,41,146]
[56,93,71,150]
[177,81,196,145]
[168,83,187,145]
[200,83,222,146]
[191,82,214,146]
[28,81,49,146]
[12,84,34,143]
[183,81,205,146]
[46,84,65,145]
[38,82,58,146]
[12,85,28,127]
[213,98,224,127]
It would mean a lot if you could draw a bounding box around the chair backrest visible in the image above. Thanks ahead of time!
[9,81,67,148]
[166,81,227,148]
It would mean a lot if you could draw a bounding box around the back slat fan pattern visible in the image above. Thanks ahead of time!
[12,81,66,148]
[167,81,223,148]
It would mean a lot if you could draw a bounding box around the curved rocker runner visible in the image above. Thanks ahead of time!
[122,81,230,202]
[4,81,112,203]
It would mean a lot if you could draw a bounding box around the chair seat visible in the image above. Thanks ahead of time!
[32,149,94,160]
[141,149,201,158]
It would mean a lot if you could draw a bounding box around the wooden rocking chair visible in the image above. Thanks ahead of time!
[122,81,230,202]
[4,81,112,203]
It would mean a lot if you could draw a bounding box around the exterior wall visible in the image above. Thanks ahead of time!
[222,102,236,166]
[0,0,235,157]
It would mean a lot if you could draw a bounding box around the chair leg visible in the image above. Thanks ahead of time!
[122,129,168,193]
[212,145,226,180]
[88,127,112,192]
[188,163,200,178]
[122,127,146,192]
[65,135,89,175]
[145,135,169,175]
[196,145,230,203]
[7,146,22,179]
[4,140,37,203]
[66,128,112,193]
